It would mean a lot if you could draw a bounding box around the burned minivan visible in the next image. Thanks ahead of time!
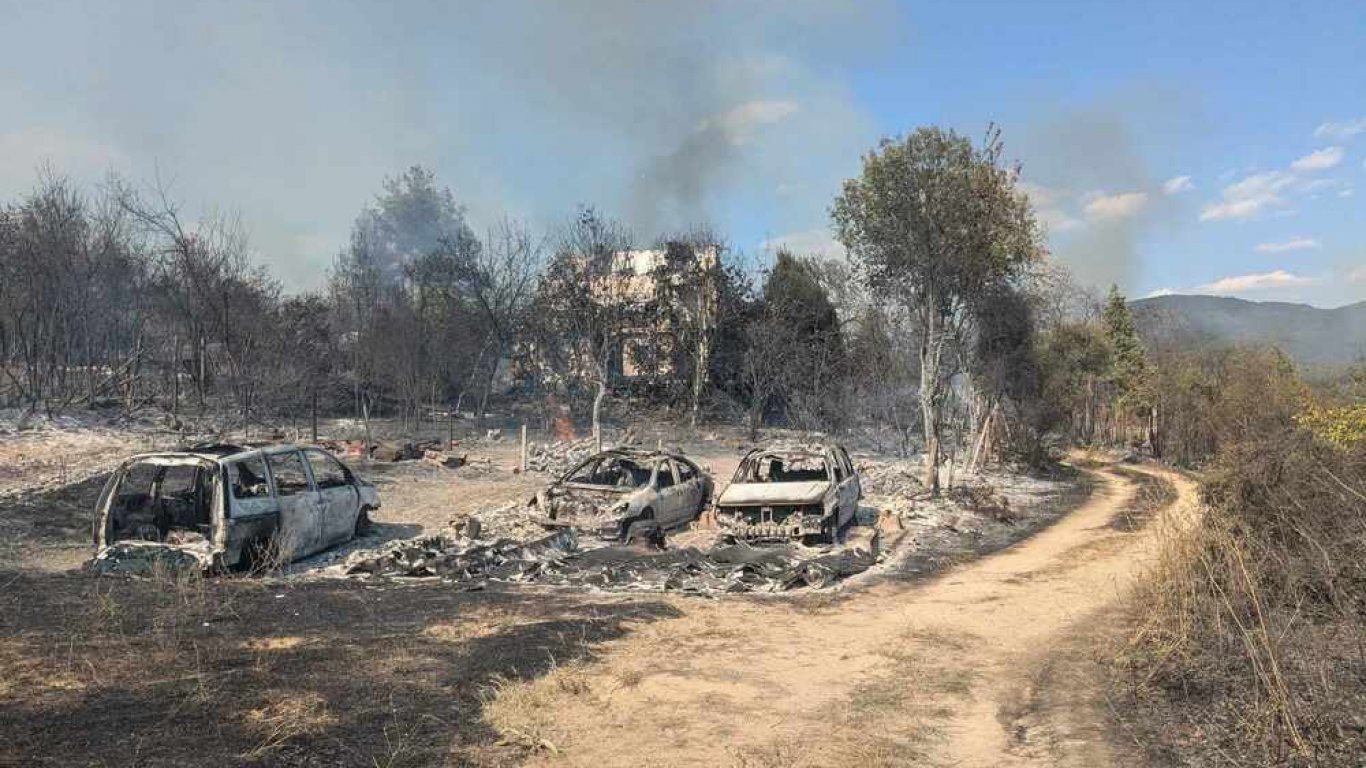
[714,444,861,544]
[91,444,380,573]
[530,448,713,541]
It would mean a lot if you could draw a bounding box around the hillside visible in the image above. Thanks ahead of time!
[1131,294,1366,368]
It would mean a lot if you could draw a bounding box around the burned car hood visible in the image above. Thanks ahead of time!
[717,481,830,507]
[551,485,632,502]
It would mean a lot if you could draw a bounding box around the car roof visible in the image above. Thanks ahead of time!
[595,447,691,461]
[125,443,329,464]
[741,443,842,460]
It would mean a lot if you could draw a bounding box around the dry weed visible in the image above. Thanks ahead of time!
[242,690,336,760]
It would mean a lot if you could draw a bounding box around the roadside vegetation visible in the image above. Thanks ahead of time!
[1109,336,1366,765]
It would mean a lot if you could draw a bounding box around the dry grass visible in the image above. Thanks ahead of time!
[482,660,598,754]
[242,690,337,759]
[1110,432,1366,767]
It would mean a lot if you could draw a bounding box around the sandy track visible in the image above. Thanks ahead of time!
[486,459,1197,767]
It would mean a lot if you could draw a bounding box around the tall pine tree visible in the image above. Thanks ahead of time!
[1101,285,1157,453]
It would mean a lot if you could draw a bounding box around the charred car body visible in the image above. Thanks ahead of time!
[531,448,713,541]
[714,444,861,544]
[91,444,380,572]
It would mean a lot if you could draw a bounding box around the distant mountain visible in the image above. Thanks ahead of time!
[1130,294,1366,368]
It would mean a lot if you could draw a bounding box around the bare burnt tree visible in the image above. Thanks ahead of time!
[457,218,541,421]
[528,207,636,449]
[645,226,728,425]
[116,177,276,424]
[0,173,152,414]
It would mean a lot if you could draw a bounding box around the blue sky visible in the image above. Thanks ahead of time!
[1,1,1362,305]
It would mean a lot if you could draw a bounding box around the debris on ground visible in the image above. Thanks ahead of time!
[524,437,596,475]
[459,501,547,541]
[85,540,212,575]
[345,529,579,581]
[524,429,636,476]
[423,449,465,468]
[340,527,879,593]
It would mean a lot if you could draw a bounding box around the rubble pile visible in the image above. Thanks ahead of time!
[947,482,1017,524]
[524,437,596,475]
[858,459,927,520]
[345,529,579,581]
[525,428,639,475]
[566,542,878,592]
[858,459,926,498]
[459,501,547,541]
[341,528,878,593]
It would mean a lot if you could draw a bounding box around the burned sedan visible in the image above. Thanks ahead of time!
[90,443,380,573]
[530,448,713,541]
[714,444,861,544]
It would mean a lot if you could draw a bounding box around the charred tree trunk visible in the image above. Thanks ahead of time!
[591,376,606,454]
[919,292,943,497]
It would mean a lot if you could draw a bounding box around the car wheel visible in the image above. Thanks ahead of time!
[625,519,664,549]
[355,507,374,536]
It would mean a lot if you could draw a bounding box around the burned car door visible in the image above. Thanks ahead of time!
[832,446,858,526]
[265,449,324,560]
[672,458,706,523]
[652,459,685,525]
[838,446,861,504]
[305,449,360,546]
[223,454,279,567]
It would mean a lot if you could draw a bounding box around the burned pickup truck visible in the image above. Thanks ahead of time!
[90,444,380,573]
[714,444,861,544]
[530,448,713,542]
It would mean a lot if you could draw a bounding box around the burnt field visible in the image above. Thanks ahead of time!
[0,421,1091,766]
[1,570,681,767]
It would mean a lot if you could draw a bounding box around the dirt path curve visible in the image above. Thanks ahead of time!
[486,460,1198,768]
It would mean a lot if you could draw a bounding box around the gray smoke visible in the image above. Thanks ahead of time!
[1014,91,1196,292]
[458,0,896,241]
[0,1,894,286]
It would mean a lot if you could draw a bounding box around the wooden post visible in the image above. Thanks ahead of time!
[520,423,528,473]
[361,397,372,462]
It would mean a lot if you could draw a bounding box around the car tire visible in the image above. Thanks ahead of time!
[355,507,374,536]
[625,519,664,549]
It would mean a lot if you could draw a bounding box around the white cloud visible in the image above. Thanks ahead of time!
[1341,188,1355,198]
[1144,287,1177,298]
[702,100,800,145]
[1254,237,1319,253]
[760,227,845,259]
[1200,170,1296,221]
[1289,146,1345,172]
[1347,266,1366,284]
[1082,191,1148,220]
[1315,118,1366,141]
[1195,270,1317,294]
[1162,175,1193,194]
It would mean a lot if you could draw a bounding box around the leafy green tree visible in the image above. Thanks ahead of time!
[754,249,844,431]
[832,126,1042,494]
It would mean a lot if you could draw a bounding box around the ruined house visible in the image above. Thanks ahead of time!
[519,243,721,393]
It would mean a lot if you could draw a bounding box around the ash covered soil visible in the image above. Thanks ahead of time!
[0,414,1145,767]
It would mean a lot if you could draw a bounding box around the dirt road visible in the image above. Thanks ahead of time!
[487,460,1196,767]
